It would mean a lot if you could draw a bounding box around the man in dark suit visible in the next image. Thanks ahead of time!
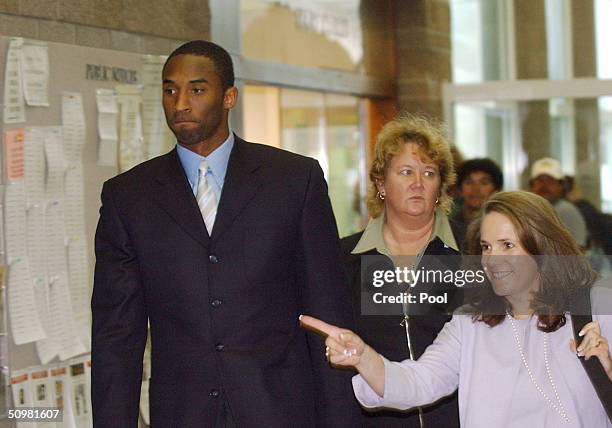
[91,40,359,427]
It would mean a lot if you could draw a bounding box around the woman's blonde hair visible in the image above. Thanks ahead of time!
[366,113,456,218]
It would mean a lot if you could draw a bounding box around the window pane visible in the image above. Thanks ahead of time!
[243,85,281,147]
[451,0,483,83]
[324,93,363,237]
[598,97,612,212]
[451,0,509,83]
[596,0,612,79]
[545,0,571,80]
[240,0,394,77]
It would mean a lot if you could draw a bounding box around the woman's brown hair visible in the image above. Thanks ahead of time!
[465,191,596,332]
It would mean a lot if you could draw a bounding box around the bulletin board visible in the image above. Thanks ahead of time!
[0,35,172,427]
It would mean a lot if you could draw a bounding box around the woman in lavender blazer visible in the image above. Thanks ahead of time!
[301,191,612,427]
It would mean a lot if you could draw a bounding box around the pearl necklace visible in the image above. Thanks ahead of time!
[506,313,570,424]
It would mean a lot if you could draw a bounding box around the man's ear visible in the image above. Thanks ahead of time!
[223,86,238,110]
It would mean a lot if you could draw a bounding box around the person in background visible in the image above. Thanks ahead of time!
[340,114,464,427]
[303,190,612,427]
[563,175,579,202]
[447,145,465,200]
[530,157,587,248]
[559,175,611,278]
[453,158,503,227]
[573,198,612,279]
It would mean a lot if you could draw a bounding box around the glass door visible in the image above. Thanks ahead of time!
[243,84,365,237]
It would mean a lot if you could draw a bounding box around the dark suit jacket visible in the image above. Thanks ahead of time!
[91,137,360,427]
[340,219,465,428]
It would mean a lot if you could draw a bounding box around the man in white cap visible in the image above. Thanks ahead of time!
[530,157,587,247]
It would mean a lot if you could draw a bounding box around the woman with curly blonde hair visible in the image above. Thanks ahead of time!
[339,113,464,427]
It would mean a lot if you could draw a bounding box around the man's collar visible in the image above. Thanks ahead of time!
[176,132,234,189]
[204,132,234,185]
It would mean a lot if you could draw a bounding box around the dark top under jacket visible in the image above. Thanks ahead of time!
[341,215,466,428]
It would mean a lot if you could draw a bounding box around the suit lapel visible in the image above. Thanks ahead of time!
[211,137,263,241]
[153,148,210,248]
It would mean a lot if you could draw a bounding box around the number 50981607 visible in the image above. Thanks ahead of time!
[8,408,62,421]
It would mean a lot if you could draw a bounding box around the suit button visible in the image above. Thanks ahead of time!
[209,254,219,263]
[211,299,222,308]
[209,389,220,398]
[215,343,225,352]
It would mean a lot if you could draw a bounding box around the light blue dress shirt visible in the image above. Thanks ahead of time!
[176,133,235,201]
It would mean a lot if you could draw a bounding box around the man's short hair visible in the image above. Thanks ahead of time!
[457,158,503,190]
[164,40,235,90]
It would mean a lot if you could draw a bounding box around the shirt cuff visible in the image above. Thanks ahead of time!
[352,356,417,410]
[352,372,384,408]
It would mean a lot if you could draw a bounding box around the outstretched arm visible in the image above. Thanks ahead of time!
[300,313,463,411]
[299,315,386,396]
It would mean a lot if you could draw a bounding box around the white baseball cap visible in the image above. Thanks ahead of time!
[530,157,563,180]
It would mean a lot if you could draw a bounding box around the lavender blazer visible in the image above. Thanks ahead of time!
[353,287,612,427]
